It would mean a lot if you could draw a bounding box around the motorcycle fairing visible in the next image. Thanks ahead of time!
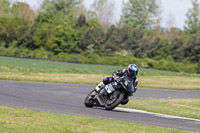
[119,76,135,93]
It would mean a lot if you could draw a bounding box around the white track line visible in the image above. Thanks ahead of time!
[115,107,200,123]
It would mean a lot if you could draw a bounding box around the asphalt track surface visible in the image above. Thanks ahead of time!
[0,80,200,132]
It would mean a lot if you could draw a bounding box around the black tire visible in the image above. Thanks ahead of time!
[84,90,96,108]
[121,98,129,105]
[105,92,124,110]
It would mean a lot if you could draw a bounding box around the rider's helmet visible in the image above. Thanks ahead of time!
[128,64,138,78]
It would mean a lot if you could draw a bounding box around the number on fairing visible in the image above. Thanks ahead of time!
[105,84,115,94]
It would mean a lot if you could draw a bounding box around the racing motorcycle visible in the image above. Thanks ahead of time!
[84,76,136,110]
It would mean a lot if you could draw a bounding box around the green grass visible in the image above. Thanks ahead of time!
[0,106,197,133]
[1,56,199,76]
[0,56,124,74]
[0,56,200,90]
[120,99,200,119]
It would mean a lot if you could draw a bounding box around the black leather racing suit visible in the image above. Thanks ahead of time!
[102,69,138,93]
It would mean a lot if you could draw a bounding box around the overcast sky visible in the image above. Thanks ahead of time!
[13,0,196,29]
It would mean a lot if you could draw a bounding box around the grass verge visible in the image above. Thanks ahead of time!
[0,56,200,90]
[0,72,200,90]
[120,99,200,119]
[0,106,196,133]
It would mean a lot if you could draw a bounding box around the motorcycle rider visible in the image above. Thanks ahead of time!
[95,64,139,104]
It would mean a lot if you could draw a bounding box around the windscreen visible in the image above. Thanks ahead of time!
[120,76,134,93]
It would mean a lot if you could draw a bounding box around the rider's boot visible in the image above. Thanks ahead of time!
[95,82,105,92]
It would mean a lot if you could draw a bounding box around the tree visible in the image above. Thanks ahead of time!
[33,22,56,50]
[183,35,200,64]
[0,17,30,47]
[185,0,200,34]
[166,12,176,31]
[12,2,36,22]
[87,0,115,32]
[102,25,124,54]
[52,15,79,54]
[77,18,105,54]
[40,0,82,15]
[17,25,35,49]
[120,0,160,29]
[0,0,10,16]
[70,3,87,18]
[33,8,65,51]
[76,14,86,27]
[34,12,55,23]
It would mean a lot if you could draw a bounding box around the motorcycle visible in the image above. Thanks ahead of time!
[84,76,135,110]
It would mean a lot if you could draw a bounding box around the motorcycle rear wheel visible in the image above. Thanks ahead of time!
[84,90,96,107]
[105,92,124,110]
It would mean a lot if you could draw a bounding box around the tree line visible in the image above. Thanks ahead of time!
[0,0,200,73]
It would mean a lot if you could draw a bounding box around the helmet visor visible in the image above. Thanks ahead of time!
[130,71,137,77]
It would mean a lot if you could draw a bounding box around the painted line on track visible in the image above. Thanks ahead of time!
[115,107,200,123]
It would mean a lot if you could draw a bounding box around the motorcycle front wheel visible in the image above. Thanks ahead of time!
[84,90,96,108]
[105,92,124,110]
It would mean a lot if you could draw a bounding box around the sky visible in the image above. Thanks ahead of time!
[13,0,196,29]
